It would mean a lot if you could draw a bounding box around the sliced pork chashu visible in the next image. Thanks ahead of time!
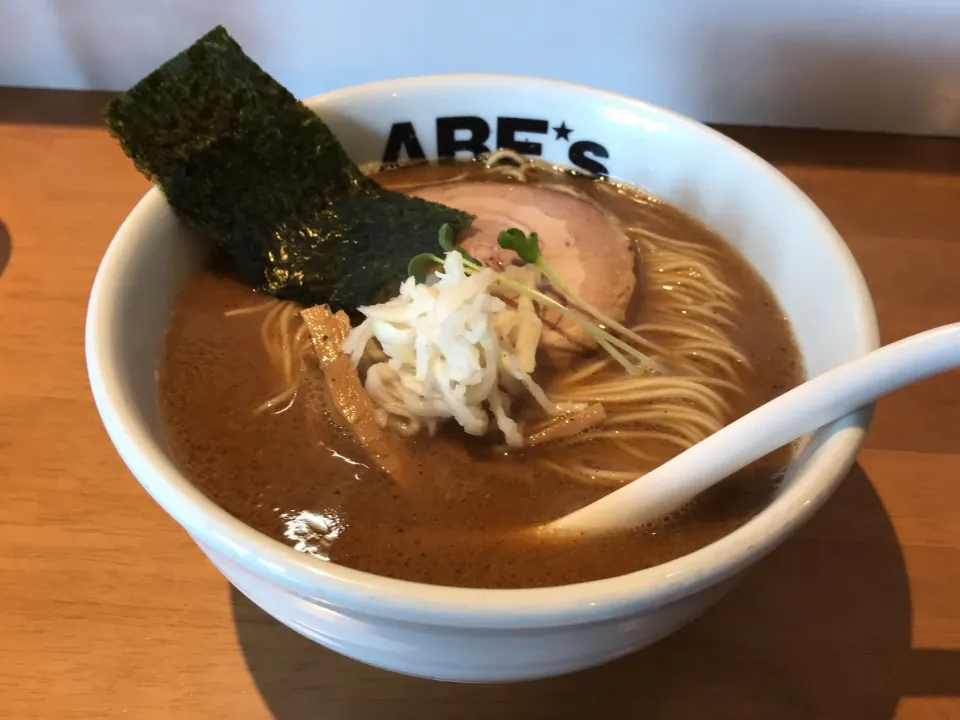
[412,181,638,353]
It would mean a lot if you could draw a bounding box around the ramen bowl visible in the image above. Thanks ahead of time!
[86,75,878,682]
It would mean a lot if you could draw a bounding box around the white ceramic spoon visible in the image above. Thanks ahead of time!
[543,323,960,535]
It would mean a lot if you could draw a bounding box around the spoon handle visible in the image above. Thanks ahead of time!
[548,323,960,533]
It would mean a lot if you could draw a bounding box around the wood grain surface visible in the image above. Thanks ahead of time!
[0,87,958,719]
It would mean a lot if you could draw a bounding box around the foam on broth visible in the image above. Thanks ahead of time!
[157,162,803,589]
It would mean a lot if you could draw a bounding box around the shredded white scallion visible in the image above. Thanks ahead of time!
[342,252,554,446]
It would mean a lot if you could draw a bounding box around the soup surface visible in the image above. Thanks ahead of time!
[158,162,803,589]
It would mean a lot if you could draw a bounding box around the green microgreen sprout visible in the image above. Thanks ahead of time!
[438,223,456,251]
[408,223,480,282]
[497,228,666,367]
[407,252,443,283]
[439,222,480,264]
[496,227,541,264]
[409,225,663,376]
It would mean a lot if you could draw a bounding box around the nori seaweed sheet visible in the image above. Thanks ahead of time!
[104,25,472,313]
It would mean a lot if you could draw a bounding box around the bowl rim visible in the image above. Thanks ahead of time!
[86,73,879,628]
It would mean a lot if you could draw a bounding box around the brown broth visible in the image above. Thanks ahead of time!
[157,164,803,589]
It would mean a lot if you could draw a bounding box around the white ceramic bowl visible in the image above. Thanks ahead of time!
[86,75,878,683]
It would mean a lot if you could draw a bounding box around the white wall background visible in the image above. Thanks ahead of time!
[2,0,959,136]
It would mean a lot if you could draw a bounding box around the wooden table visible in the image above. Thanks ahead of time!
[1,87,958,719]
